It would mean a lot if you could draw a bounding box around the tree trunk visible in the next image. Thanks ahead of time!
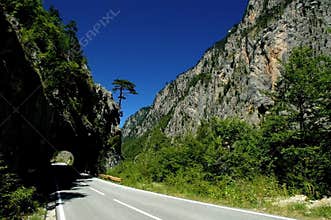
[119,87,123,108]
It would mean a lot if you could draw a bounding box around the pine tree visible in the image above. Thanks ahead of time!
[112,79,138,111]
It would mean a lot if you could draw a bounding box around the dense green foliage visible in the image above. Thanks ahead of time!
[0,160,38,219]
[112,47,331,213]
[114,117,275,195]
[1,0,97,121]
[261,47,331,197]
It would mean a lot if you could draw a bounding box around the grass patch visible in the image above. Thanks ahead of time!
[23,208,46,220]
[107,166,330,220]
[308,206,331,218]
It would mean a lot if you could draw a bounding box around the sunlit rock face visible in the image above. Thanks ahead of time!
[123,0,331,138]
[0,7,121,175]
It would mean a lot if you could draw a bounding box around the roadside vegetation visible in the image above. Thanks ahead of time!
[109,47,331,219]
[0,160,43,219]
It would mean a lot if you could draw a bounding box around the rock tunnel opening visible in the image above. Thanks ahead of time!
[51,150,75,166]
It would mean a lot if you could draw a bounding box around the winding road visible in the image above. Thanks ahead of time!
[53,166,295,220]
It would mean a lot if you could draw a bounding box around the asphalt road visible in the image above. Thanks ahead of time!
[53,170,296,220]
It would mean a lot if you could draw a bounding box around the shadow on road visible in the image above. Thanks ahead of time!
[52,164,87,189]
[47,191,87,210]
[48,164,92,204]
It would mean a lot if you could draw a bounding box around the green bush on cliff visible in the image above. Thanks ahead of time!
[2,0,90,111]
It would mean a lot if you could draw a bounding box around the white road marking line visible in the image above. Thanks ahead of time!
[56,191,66,220]
[89,187,105,196]
[114,199,163,220]
[96,178,295,220]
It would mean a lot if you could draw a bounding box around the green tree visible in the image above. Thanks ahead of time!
[0,0,42,27]
[48,5,62,25]
[112,79,138,110]
[274,47,331,144]
[65,20,84,62]
[263,47,331,196]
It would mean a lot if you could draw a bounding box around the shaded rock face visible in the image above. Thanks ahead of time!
[123,0,331,138]
[0,9,120,175]
[0,9,52,174]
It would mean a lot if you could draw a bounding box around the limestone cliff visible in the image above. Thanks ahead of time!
[123,0,331,138]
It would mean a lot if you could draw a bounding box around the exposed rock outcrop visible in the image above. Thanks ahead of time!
[123,0,331,138]
[0,5,120,175]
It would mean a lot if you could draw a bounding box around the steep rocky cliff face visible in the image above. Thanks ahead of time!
[123,0,331,138]
[0,3,120,175]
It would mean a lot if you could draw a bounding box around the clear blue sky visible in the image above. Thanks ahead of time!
[42,0,248,126]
